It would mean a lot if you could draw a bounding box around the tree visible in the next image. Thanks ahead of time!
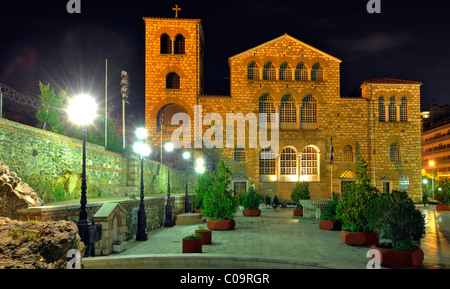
[36,81,68,134]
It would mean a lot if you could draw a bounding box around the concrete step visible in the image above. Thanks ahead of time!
[174,213,207,225]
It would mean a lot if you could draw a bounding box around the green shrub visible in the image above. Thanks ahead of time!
[243,185,261,210]
[184,233,202,239]
[436,178,450,206]
[320,193,339,221]
[366,190,425,250]
[193,173,211,210]
[290,182,310,209]
[273,194,280,207]
[264,195,272,207]
[201,160,238,220]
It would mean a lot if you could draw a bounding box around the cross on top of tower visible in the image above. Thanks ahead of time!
[172,4,181,18]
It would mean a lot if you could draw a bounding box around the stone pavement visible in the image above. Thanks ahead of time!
[83,206,450,269]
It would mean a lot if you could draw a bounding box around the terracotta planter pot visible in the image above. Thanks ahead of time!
[194,209,203,216]
[182,238,202,253]
[243,209,261,216]
[341,230,379,246]
[207,219,236,230]
[319,220,342,231]
[195,230,212,245]
[369,245,424,268]
[293,209,303,216]
[436,205,450,211]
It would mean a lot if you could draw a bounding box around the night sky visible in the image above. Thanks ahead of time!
[1,0,450,126]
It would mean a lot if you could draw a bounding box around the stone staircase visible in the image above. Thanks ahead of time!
[174,213,206,225]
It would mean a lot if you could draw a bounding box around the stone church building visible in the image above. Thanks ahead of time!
[143,15,423,203]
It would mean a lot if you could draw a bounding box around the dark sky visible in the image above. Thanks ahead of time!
[1,0,450,126]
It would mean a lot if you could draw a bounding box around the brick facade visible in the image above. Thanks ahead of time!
[143,17,423,203]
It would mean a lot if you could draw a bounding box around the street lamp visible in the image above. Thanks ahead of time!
[68,94,97,251]
[133,128,151,241]
[183,151,191,213]
[164,142,174,227]
[429,160,436,200]
[195,157,205,174]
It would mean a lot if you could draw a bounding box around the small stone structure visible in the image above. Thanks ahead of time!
[93,202,127,256]
[300,199,332,219]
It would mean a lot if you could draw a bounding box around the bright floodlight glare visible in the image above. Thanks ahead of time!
[195,165,205,174]
[135,128,148,140]
[133,142,151,157]
[429,160,435,167]
[183,151,191,160]
[164,142,174,152]
[68,94,97,125]
[196,158,204,166]
[423,179,428,184]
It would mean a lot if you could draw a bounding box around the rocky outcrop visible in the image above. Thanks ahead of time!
[0,217,85,269]
[0,161,44,219]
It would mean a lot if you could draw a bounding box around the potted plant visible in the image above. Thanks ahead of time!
[436,178,450,211]
[336,158,379,246]
[366,190,426,267]
[291,181,310,216]
[319,193,341,230]
[264,195,272,209]
[193,173,210,214]
[202,160,238,230]
[182,232,203,253]
[242,184,261,216]
[272,194,280,211]
[195,225,212,245]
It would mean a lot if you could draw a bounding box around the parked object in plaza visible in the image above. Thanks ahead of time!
[182,233,202,253]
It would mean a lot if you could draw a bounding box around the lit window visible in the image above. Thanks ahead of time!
[342,145,353,163]
[174,34,185,54]
[400,96,408,122]
[279,62,292,80]
[262,62,276,80]
[300,94,317,123]
[166,72,180,89]
[281,147,297,175]
[260,147,275,175]
[259,93,276,123]
[301,146,319,182]
[160,33,172,54]
[311,63,323,81]
[294,63,308,81]
[378,96,385,122]
[388,96,397,122]
[280,94,297,124]
[389,143,400,163]
[399,175,410,191]
[247,62,260,80]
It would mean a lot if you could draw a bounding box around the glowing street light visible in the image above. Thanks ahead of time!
[68,94,97,254]
[195,158,205,174]
[164,142,174,227]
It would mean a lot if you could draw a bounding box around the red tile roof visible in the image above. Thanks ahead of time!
[363,78,422,85]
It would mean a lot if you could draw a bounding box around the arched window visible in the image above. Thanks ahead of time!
[280,94,297,124]
[300,94,317,123]
[301,146,319,182]
[399,175,410,191]
[400,96,408,122]
[259,147,275,175]
[166,72,180,89]
[378,96,386,122]
[342,145,353,163]
[259,93,276,123]
[388,96,397,122]
[174,34,185,54]
[389,143,400,163]
[280,147,297,175]
[247,62,260,80]
[160,33,172,54]
[156,103,187,131]
[311,63,323,81]
[279,62,292,80]
[294,63,308,81]
[262,62,276,80]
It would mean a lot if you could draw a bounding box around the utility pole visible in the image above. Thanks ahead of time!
[105,59,108,148]
[121,70,129,150]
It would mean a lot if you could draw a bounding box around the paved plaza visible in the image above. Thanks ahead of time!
[83,206,449,269]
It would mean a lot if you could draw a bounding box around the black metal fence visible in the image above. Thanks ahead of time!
[0,83,40,126]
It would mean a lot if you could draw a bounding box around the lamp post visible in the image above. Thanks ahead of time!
[430,160,435,201]
[164,142,174,227]
[68,94,97,250]
[133,128,151,241]
[183,151,191,213]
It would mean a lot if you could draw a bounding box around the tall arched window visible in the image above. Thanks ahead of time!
[301,146,319,182]
[259,93,276,123]
[280,147,297,175]
[300,94,317,123]
[166,72,180,89]
[174,34,185,54]
[342,145,354,163]
[247,62,260,80]
[295,63,308,81]
[279,62,292,80]
[399,175,410,191]
[400,96,408,122]
[388,96,397,122]
[259,147,275,175]
[389,143,400,163]
[160,33,172,54]
[262,62,276,80]
[280,94,297,124]
[311,63,323,81]
[378,96,386,122]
